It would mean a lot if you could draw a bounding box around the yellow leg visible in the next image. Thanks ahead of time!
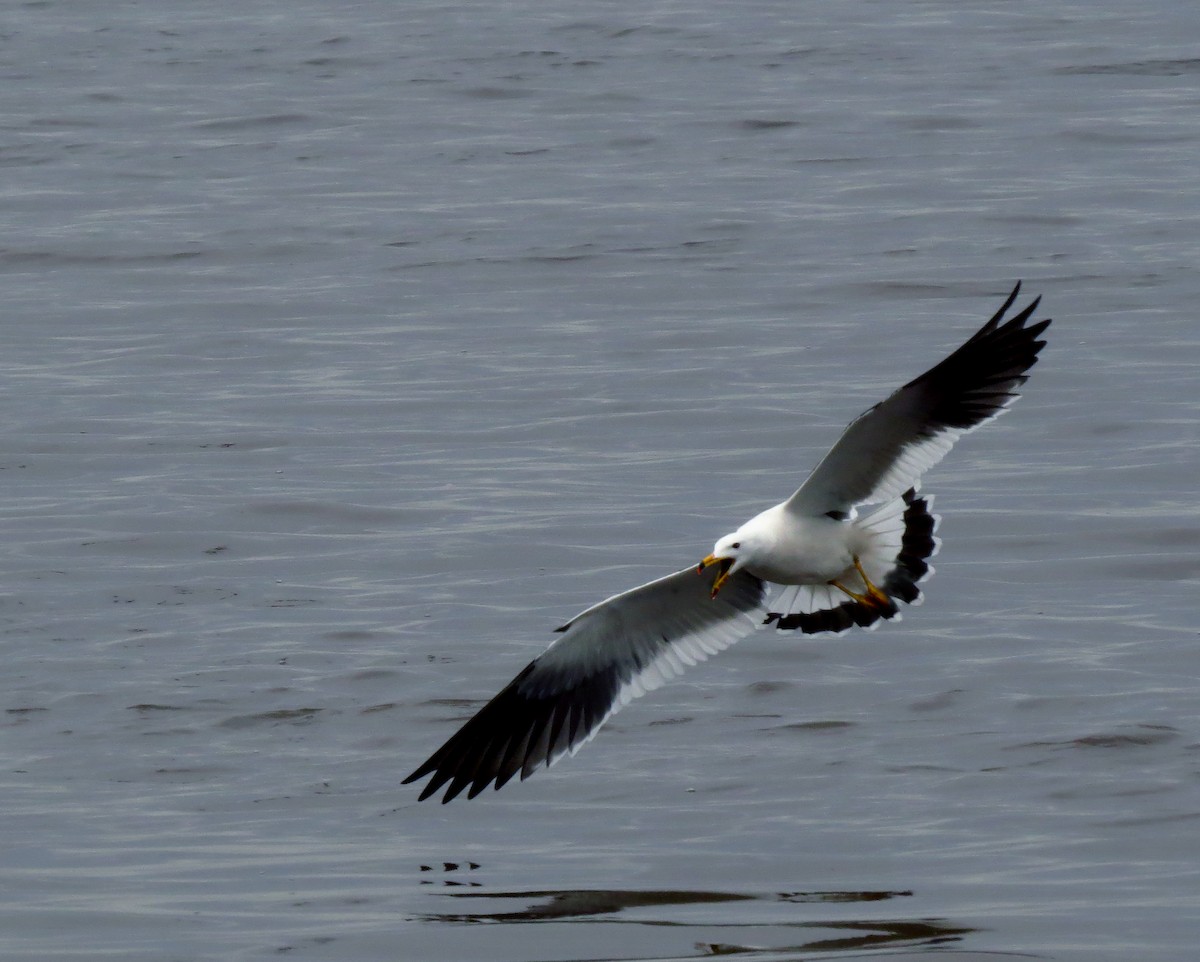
[853,556,892,607]
[830,556,890,610]
[829,579,869,605]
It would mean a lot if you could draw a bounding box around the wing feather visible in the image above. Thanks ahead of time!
[787,283,1051,516]
[403,564,768,803]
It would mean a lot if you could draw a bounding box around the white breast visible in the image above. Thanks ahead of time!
[738,503,855,586]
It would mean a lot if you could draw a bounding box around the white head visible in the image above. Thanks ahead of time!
[696,528,761,597]
[710,531,746,567]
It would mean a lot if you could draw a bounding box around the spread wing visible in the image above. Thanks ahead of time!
[403,565,768,803]
[786,283,1051,517]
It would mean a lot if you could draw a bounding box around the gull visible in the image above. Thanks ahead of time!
[405,283,1050,802]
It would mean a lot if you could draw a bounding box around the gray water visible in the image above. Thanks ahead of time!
[3,2,1199,960]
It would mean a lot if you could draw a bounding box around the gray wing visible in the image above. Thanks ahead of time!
[787,283,1050,517]
[403,564,767,803]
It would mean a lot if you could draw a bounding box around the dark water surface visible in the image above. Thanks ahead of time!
[2,2,1198,960]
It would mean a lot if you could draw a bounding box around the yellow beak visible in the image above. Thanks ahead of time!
[696,554,734,599]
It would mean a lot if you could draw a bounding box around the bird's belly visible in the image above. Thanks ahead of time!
[747,540,854,586]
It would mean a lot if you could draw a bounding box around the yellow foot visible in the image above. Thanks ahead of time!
[830,556,891,610]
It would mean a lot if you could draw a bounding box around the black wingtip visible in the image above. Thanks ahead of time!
[402,659,596,803]
[402,761,434,786]
[978,281,1021,333]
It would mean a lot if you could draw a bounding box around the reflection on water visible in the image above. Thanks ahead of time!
[425,885,975,957]
[699,919,975,956]
[419,861,483,887]
[427,886,913,922]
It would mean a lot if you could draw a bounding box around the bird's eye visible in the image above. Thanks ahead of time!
[731,542,741,549]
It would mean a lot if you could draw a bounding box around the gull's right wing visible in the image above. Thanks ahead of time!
[786,283,1050,518]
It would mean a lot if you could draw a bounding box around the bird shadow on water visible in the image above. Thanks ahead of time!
[420,882,992,960]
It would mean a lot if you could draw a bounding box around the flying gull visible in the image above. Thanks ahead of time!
[405,283,1050,802]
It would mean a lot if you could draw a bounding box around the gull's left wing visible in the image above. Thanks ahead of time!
[786,283,1051,518]
[404,565,768,803]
